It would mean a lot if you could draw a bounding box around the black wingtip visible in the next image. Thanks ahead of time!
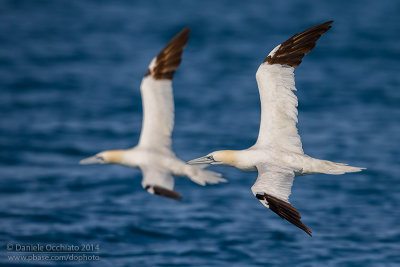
[145,27,190,80]
[145,185,183,200]
[264,21,333,68]
[180,26,191,35]
[257,193,312,236]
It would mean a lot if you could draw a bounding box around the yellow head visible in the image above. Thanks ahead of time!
[187,150,237,167]
[79,150,124,165]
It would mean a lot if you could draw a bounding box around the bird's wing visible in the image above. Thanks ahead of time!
[137,28,190,152]
[251,164,311,236]
[141,166,182,200]
[254,21,333,154]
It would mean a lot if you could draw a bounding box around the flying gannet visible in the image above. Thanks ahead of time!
[188,21,364,235]
[80,28,226,200]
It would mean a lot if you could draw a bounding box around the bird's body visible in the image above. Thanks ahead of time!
[188,21,364,235]
[81,28,225,200]
[206,148,360,175]
[107,148,217,183]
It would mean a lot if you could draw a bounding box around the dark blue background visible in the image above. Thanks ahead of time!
[1,0,399,266]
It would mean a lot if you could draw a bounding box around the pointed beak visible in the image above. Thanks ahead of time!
[79,156,103,165]
[187,155,215,165]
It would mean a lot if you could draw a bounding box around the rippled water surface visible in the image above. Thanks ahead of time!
[1,0,399,266]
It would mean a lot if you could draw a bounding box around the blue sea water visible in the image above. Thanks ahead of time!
[1,0,399,266]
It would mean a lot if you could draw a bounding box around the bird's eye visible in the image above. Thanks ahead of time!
[96,155,104,161]
[207,156,214,160]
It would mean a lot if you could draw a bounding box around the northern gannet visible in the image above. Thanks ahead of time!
[80,28,226,200]
[188,21,364,235]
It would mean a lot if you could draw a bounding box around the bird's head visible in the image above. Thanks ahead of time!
[79,150,124,165]
[187,150,236,167]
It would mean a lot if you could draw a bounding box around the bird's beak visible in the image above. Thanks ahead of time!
[187,155,215,165]
[79,156,103,165]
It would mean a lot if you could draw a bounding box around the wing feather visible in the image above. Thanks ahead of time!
[255,21,332,153]
[251,164,295,202]
[147,27,190,80]
[264,21,333,67]
[251,164,311,236]
[138,28,190,151]
[141,167,182,200]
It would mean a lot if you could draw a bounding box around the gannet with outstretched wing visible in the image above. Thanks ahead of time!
[80,28,226,199]
[188,21,364,235]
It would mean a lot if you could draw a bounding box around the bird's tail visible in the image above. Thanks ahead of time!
[311,159,365,175]
[186,165,227,186]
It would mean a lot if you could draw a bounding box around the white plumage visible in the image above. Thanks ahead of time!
[255,62,303,154]
[188,21,365,235]
[80,28,226,200]
[138,76,175,153]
